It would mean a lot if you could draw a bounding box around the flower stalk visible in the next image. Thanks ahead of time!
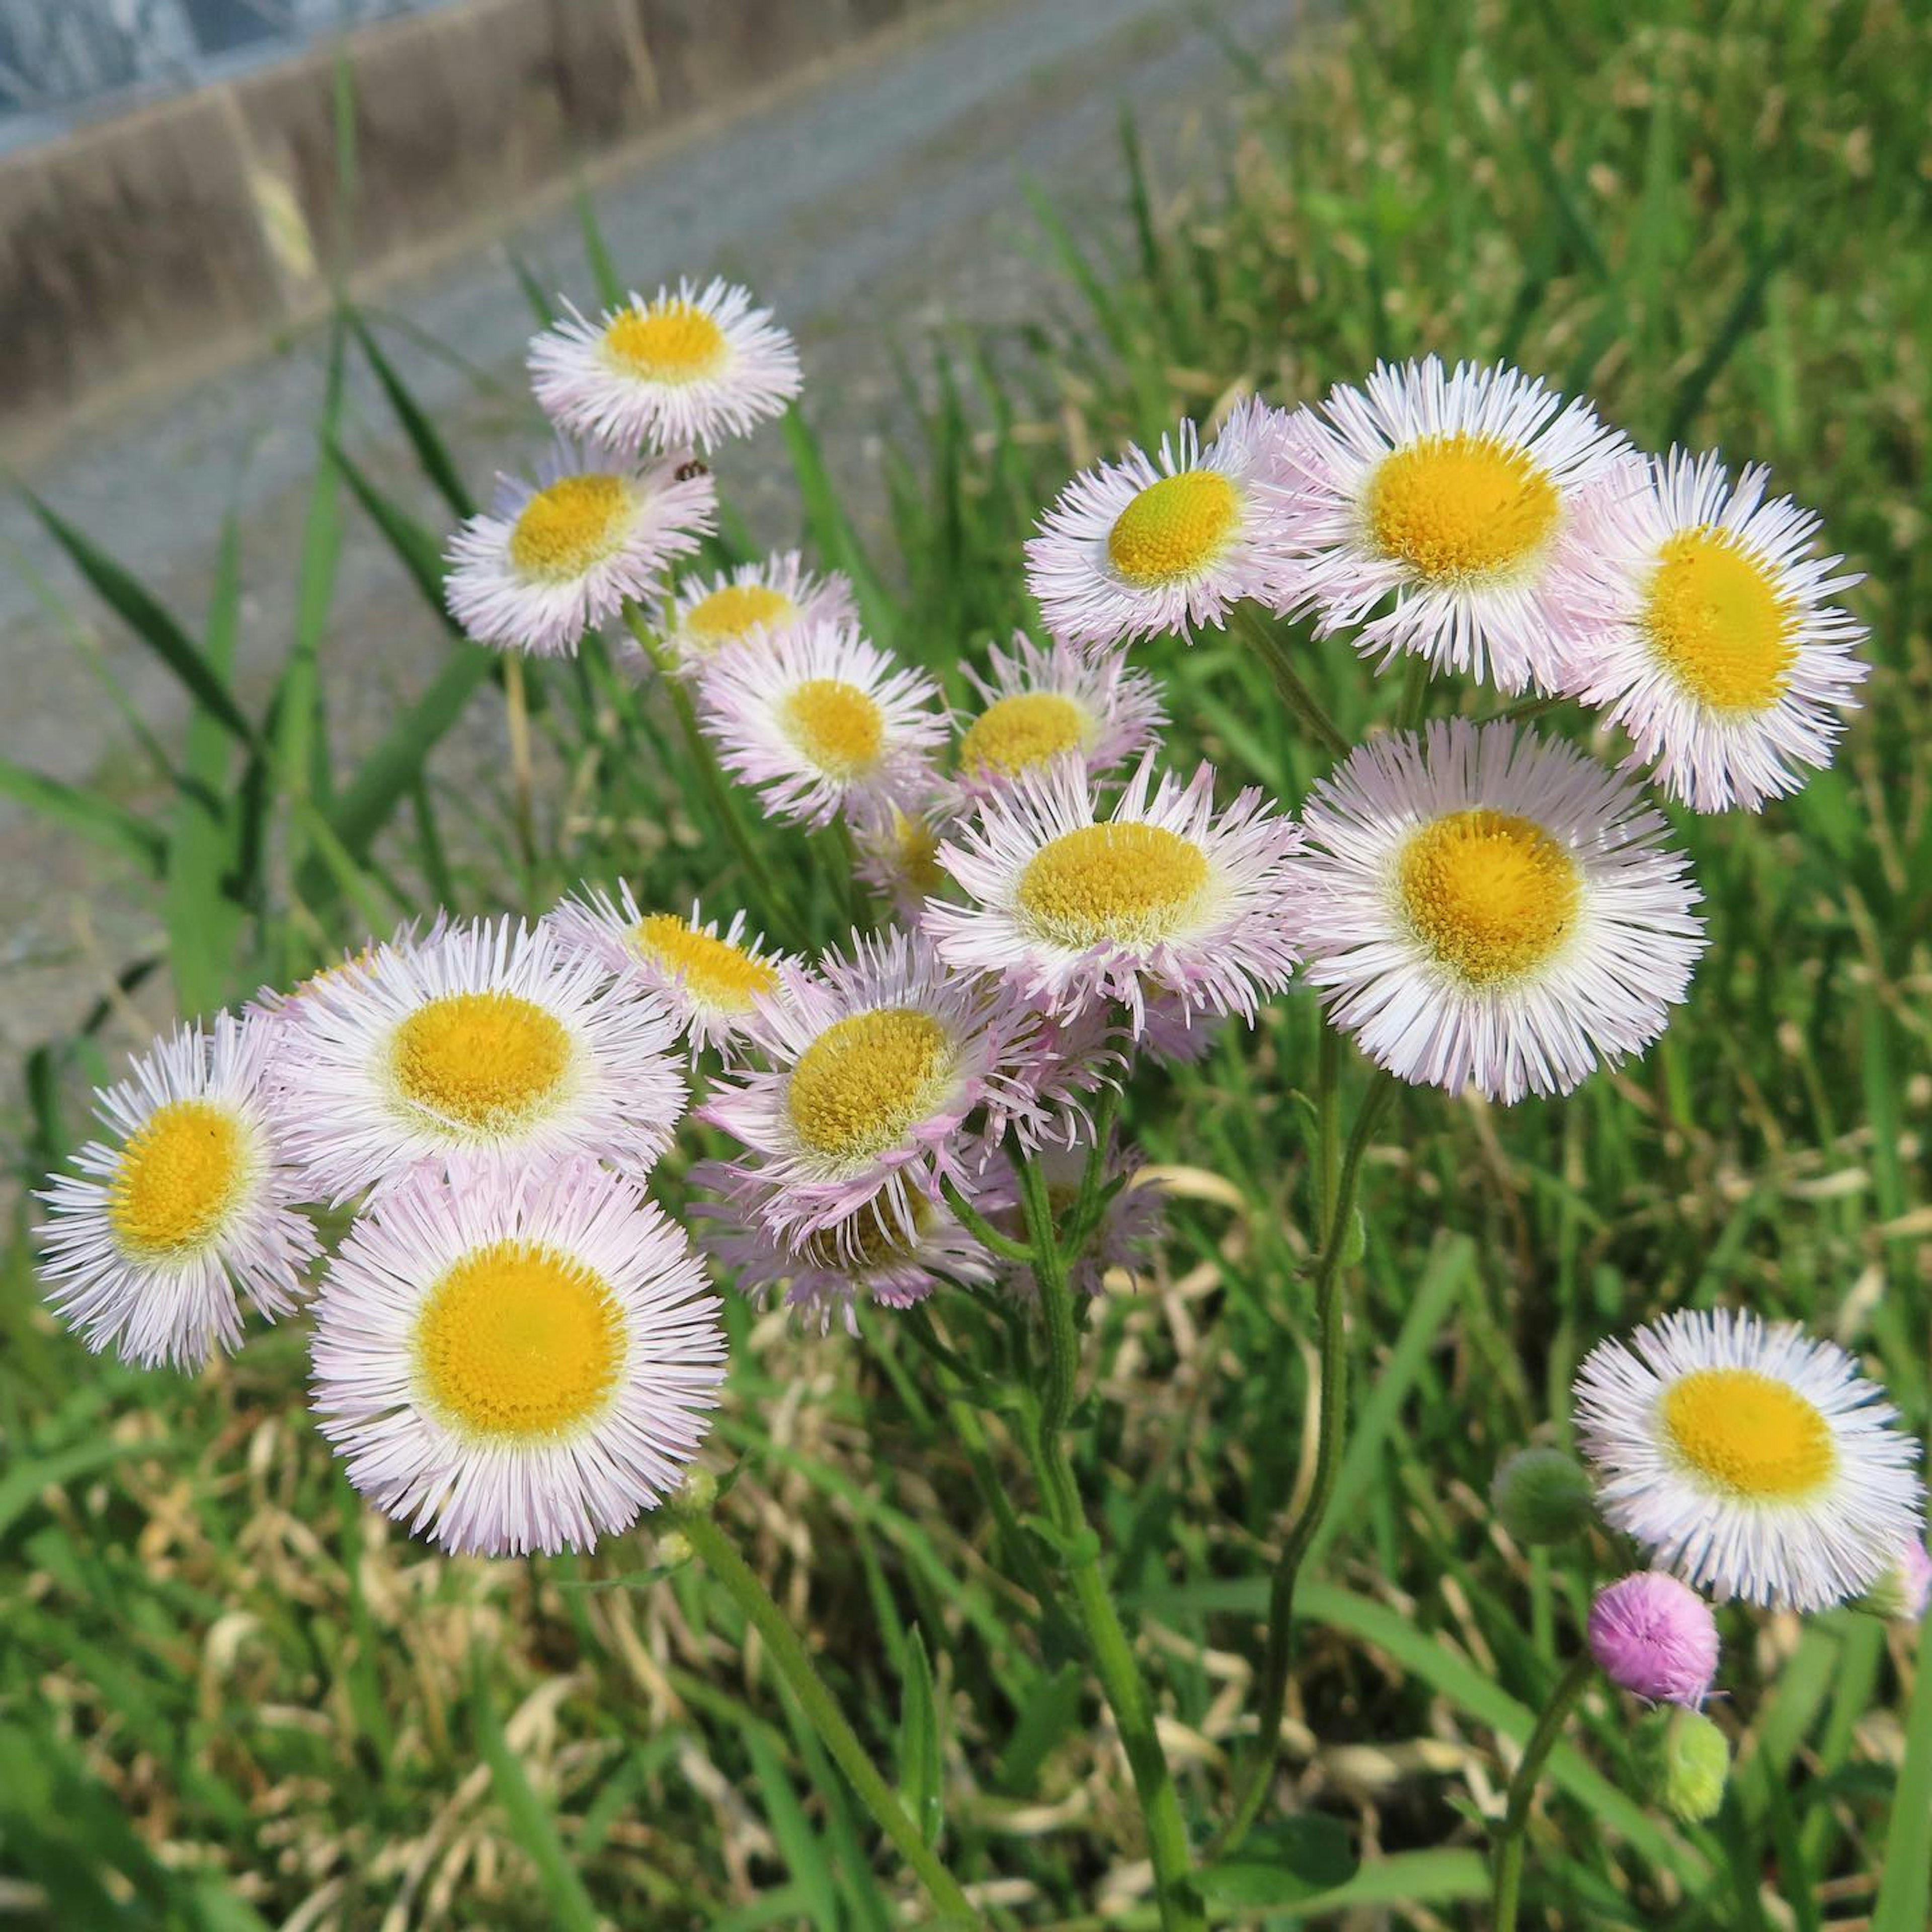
[1490,1651,1597,1932]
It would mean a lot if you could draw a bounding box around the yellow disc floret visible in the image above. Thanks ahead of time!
[1107,471,1241,586]
[781,678,886,778]
[414,1240,622,1438]
[1367,433,1560,583]
[959,692,1090,777]
[684,583,798,651]
[798,1197,935,1273]
[1644,528,1797,712]
[508,474,636,584]
[603,299,729,382]
[391,992,573,1135]
[633,913,777,1011]
[1017,822,1212,948]
[109,1099,252,1258]
[1662,1367,1838,1499]
[787,1008,954,1162]
[1399,809,1581,985]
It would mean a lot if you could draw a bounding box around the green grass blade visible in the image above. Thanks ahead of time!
[21,491,254,746]
[1871,1637,1932,1932]
[350,312,476,518]
[576,183,625,308]
[0,759,166,875]
[470,1667,601,1932]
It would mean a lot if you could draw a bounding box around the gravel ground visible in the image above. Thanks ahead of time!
[0,0,1302,1068]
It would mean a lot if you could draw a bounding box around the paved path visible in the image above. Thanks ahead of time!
[0,0,1300,1064]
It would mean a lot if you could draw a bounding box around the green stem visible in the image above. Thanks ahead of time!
[1071,1079,1126,1252]
[1396,655,1431,733]
[622,604,800,933]
[1229,603,1351,762]
[1486,692,1565,728]
[1219,1069,1394,1855]
[941,1176,1034,1265]
[672,1505,980,1927]
[1490,1652,1597,1932]
[1013,1157,1204,1932]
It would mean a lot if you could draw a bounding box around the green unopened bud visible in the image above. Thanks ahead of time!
[678,1467,719,1515]
[1851,1540,1931,1623]
[1636,1707,1729,1823]
[1490,1446,1596,1545]
[655,1530,694,1569]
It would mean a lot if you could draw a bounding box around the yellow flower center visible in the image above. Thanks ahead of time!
[878,810,947,901]
[413,1240,622,1439]
[1106,470,1241,586]
[1398,809,1581,985]
[787,1008,954,1161]
[1366,433,1560,583]
[1016,822,1212,948]
[1662,1367,1839,1500]
[390,992,573,1135]
[1643,528,1797,712]
[507,474,636,584]
[632,913,777,1011]
[108,1099,252,1258]
[684,583,798,651]
[959,692,1090,777]
[781,678,886,778]
[602,299,729,382]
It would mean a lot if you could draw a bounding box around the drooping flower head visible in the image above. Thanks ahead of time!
[548,889,795,1059]
[444,438,715,657]
[647,550,858,676]
[1554,450,1869,811]
[926,752,1303,1033]
[1288,718,1705,1102]
[696,623,947,830]
[1277,357,1630,691]
[271,918,686,1203]
[528,277,801,452]
[948,631,1165,804]
[1574,1307,1924,1612]
[310,1159,724,1557]
[699,927,1078,1245]
[38,1014,318,1370]
[694,1164,996,1334]
[1587,1571,1721,1707]
[1025,397,1297,647]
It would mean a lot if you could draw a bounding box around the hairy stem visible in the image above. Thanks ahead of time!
[1219,1067,1394,1852]
[1491,1652,1597,1932]
[1229,602,1351,761]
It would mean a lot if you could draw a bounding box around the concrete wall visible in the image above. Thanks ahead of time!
[0,0,948,441]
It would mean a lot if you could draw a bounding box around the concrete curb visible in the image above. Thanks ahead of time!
[0,0,955,441]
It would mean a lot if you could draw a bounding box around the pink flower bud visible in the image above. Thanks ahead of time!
[1588,1571,1720,1707]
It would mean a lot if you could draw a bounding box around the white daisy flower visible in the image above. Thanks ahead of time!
[1277,357,1631,691]
[924,752,1304,1032]
[646,551,857,675]
[1287,719,1705,1102]
[948,631,1165,804]
[1574,1307,1924,1612]
[546,888,797,1059]
[1554,450,1870,811]
[694,1164,997,1335]
[38,1014,317,1370]
[699,927,1075,1245]
[695,622,947,830]
[1024,397,1298,647]
[444,438,715,657]
[270,917,686,1203]
[528,277,801,453]
[310,1159,725,1558]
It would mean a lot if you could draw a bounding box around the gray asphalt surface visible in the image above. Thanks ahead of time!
[0,0,1300,1065]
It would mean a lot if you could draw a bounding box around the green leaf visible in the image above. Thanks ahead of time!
[1872,1624,1932,1932]
[331,440,457,626]
[471,1667,600,1932]
[0,759,165,874]
[1197,1814,1358,1905]
[744,1729,840,1929]
[577,183,625,308]
[352,313,475,518]
[896,1626,944,1847]
[21,489,254,746]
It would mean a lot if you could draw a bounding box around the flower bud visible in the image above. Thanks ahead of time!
[654,1530,694,1569]
[1852,1540,1932,1623]
[1490,1445,1596,1545]
[1636,1707,1730,1823]
[679,1466,719,1514]
[1587,1571,1719,1707]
